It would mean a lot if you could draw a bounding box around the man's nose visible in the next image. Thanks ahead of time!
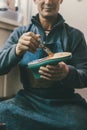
[45,0,53,4]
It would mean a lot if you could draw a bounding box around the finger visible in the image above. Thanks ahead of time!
[39,66,64,81]
[40,75,51,80]
[29,33,42,47]
[46,65,61,74]
[21,35,39,49]
[39,67,58,80]
[39,66,60,76]
[18,39,37,53]
[21,32,41,48]
[19,36,39,52]
[40,74,60,81]
[27,32,41,44]
[41,73,63,81]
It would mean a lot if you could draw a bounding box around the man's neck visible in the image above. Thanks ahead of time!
[39,15,58,30]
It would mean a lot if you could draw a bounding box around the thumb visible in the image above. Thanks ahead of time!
[36,34,41,38]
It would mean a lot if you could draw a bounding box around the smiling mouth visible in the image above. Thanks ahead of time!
[44,7,54,11]
[43,5,54,9]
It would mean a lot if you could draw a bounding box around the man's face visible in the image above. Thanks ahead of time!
[34,0,63,19]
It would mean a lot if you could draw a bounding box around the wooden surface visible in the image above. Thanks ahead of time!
[0,17,22,97]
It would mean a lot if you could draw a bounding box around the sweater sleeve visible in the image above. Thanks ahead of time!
[0,26,26,75]
[62,28,87,88]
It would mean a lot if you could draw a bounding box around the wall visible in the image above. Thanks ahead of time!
[19,0,30,25]
[60,0,87,41]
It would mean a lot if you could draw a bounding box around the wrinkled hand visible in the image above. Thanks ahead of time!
[16,32,40,57]
[39,62,70,81]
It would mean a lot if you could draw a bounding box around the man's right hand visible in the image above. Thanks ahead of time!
[15,32,41,57]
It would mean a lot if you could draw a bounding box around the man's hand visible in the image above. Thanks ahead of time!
[39,62,70,81]
[15,32,40,57]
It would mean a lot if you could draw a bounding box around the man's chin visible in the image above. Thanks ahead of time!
[42,14,55,19]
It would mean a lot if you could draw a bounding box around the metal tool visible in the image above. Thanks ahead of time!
[39,42,54,56]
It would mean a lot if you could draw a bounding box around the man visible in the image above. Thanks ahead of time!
[0,0,87,130]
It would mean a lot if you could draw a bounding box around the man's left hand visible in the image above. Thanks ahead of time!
[39,62,70,81]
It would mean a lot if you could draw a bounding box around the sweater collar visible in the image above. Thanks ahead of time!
[31,13,65,28]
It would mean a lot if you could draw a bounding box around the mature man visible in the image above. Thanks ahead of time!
[0,0,87,130]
